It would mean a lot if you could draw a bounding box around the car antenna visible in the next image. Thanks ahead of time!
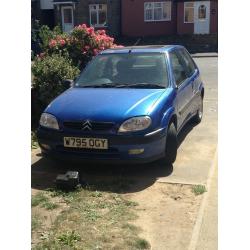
[133,38,141,46]
[129,38,141,53]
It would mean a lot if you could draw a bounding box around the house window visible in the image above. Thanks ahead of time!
[198,5,206,19]
[144,2,171,22]
[184,2,194,23]
[89,4,107,27]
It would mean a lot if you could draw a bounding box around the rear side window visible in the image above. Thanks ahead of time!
[177,49,197,77]
[169,51,188,86]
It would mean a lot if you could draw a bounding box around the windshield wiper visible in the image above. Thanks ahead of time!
[76,83,166,89]
[77,83,117,88]
[116,83,166,89]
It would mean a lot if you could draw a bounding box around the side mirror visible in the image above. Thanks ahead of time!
[62,79,74,89]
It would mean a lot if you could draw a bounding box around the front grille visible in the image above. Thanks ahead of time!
[63,121,115,131]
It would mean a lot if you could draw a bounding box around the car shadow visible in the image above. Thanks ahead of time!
[177,120,197,148]
[31,120,196,194]
[31,156,173,193]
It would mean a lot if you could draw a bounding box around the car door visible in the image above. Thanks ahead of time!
[169,49,193,131]
[178,48,199,116]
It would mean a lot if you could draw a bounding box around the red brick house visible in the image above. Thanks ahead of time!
[53,0,121,36]
[122,0,218,37]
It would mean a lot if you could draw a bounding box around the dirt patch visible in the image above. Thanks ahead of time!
[31,191,69,247]
[126,182,202,250]
[31,186,151,250]
[31,176,203,250]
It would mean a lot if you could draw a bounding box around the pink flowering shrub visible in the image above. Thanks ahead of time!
[46,24,123,69]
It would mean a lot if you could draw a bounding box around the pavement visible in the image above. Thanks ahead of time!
[191,53,218,58]
[196,160,218,250]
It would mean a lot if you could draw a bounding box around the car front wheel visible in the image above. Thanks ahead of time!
[161,122,177,164]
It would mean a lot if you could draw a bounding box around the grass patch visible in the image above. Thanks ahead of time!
[33,185,150,250]
[32,192,49,207]
[57,231,81,247]
[46,187,82,204]
[42,201,59,210]
[192,185,207,195]
[32,215,42,231]
[32,192,58,210]
[133,238,151,249]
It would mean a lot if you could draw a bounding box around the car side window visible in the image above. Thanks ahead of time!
[178,49,197,77]
[169,51,188,86]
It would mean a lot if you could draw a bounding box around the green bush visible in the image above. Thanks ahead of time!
[32,54,80,109]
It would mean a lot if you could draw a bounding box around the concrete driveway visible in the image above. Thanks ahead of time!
[32,57,218,189]
[158,57,218,185]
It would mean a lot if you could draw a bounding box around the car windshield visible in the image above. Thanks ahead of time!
[75,53,169,88]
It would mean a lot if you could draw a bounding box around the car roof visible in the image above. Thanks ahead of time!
[101,45,184,54]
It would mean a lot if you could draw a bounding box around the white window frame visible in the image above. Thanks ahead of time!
[89,4,107,27]
[184,2,194,23]
[144,1,172,22]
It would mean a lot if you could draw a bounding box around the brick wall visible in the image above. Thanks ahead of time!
[54,0,121,37]
[177,2,194,35]
[210,0,218,34]
[122,0,176,37]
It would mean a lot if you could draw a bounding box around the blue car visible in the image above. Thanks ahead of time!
[37,45,204,164]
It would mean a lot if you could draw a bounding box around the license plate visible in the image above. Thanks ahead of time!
[64,137,108,149]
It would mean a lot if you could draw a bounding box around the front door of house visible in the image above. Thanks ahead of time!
[61,6,74,33]
[194,1,210,34]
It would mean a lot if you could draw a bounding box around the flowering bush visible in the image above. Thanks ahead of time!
[46,24,122,69]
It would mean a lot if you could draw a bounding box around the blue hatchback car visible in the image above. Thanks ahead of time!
[37,45,204,164]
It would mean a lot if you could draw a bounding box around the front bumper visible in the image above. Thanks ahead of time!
[37,127,167,164]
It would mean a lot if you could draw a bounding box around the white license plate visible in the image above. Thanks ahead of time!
[64,137,108,149]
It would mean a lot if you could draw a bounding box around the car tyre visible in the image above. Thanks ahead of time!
[161,122,177,164]
[193,95,203,124]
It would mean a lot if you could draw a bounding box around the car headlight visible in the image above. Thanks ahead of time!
[118,116,151,132]
[39,113,59,130]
